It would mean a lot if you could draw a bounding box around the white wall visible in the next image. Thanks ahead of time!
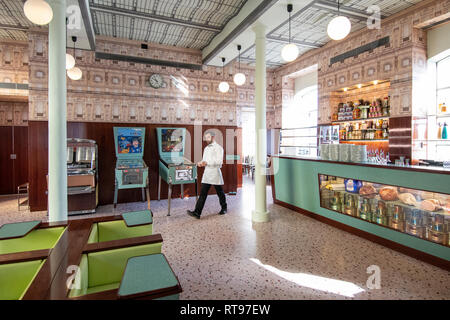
[294,70,318,94]
[428,22,450,62]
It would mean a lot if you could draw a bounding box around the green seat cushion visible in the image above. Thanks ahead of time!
[0,227,66,255]
[0,220,41,240]
[96,220,152,243]
[87,243,162,288]
[0,259,45,300]
[122,210,152,227]
[118,253,179,298]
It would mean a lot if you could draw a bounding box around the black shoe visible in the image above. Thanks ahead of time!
[187,210,201,219]
[218,209,227,215]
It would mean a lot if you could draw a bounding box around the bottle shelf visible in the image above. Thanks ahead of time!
[340,139,389,142]
[332,116,389,124]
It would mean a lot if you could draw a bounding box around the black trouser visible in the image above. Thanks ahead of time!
[194,183,227,215]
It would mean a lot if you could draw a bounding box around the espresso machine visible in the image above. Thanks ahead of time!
[66,138,98,215]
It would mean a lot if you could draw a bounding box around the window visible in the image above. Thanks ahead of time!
[280,85,318,157]
[241,108,255,159]
[434,55,450,161]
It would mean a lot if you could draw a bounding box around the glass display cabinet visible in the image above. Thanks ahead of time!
[319,174,450,247]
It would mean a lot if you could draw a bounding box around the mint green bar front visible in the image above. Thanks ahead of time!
[273,157,450,261]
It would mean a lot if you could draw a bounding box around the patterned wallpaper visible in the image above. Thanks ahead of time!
[0,0,448,129]
[0,39,29,126]
[273,0,449,125]
[25,31,279,129]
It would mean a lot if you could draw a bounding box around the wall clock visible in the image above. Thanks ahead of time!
[149,73,163,89]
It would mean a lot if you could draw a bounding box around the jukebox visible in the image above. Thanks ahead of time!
[113,127,150,209]
[66,138,98,215]
[156,127,197,216]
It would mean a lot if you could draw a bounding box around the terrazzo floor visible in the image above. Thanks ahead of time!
[1,177,449,300]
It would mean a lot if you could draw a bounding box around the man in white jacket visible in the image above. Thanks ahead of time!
[187,131,227,219]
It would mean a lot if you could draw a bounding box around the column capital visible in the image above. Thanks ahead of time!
[252,22,266,38]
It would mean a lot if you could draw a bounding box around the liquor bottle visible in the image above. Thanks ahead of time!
[437,123,442,139]
[442,122,448,140]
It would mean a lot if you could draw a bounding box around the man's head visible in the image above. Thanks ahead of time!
[204,131,215,145]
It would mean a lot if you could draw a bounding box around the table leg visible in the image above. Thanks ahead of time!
[181,184,184,199]
[146,177,151,211]
[158,175,161,201]
[167,183,172,216]
[113,179,118,209]
[141,187,145,202]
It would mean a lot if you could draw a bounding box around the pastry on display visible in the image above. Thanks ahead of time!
[420,199,441,212]
[398,193,418,206]
[379,187,398,201]
[359,184,377,196]
[417,191,436,201]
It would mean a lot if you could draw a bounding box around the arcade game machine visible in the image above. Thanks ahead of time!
[113,127,150,210]
[156,127,197,216]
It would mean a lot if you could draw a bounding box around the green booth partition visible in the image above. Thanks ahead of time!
[0,227,66,255]
[88,211,153,244]
[0,259,45,300]
[69,242,163,298]
[87,220,153,244]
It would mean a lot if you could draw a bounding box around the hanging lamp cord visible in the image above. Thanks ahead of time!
[287,4,293,44]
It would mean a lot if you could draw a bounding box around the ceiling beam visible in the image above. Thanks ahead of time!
[313,0,387,21]
[202,0,279,64]
[89,3,222,33]
[266,36,322,49]
[0,23,28,32]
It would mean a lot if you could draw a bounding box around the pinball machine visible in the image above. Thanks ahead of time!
[113,127,150,210]
[156,127,197,216]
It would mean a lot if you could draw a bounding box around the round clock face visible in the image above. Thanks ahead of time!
[149,74,163,89]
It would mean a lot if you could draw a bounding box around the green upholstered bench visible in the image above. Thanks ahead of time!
[0,224,66,255]
[0,259,45,300]
[68,238,162,298]
[87,211,153,244]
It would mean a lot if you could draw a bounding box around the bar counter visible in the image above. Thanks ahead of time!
[271,155,450,270]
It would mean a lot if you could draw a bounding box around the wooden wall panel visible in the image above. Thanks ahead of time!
[0,127,13,194]
[28,121,240,211]
[13,126,28,189]
[389,116,412,161]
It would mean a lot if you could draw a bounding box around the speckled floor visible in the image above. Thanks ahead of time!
[1,177,449,300]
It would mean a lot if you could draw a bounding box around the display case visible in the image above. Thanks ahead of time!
[319,174,450,246]
[279,127,318,157]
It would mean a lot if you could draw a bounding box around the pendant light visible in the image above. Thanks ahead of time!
[65,19,75,70]
[67,36,82,81]
[218,57,229,93]
[281,4,299,62]
[327,0,351,40]
[233,45,246,86]
[24,0,53,25]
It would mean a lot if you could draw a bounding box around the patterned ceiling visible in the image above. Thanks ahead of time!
[89,0,248,49]
[0,0,425,66]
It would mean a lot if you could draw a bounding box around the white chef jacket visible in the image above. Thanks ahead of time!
[201,141,224,185]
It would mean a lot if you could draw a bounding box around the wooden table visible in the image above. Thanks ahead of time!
[118,253,181,299]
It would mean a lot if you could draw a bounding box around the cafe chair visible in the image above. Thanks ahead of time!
[68,234,179,300]
[0,221,65,255]
[0,259,46,300]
